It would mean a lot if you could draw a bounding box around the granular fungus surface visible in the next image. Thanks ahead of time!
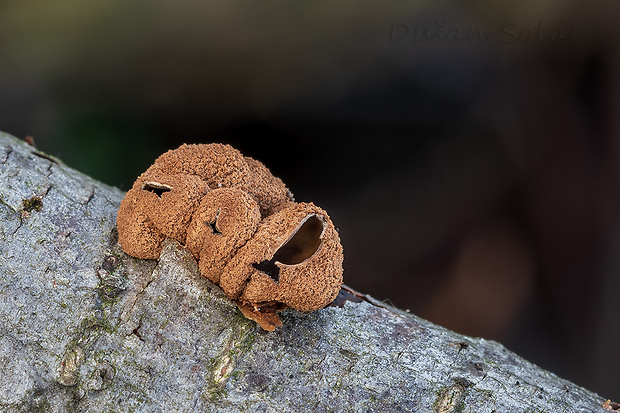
[117,143,343,330]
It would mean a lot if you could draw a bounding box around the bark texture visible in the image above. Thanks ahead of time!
[0,131,611,412]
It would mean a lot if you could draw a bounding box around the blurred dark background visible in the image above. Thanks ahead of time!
[1,0,619,400]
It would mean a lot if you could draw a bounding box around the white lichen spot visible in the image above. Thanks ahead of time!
[213,355,234,384]
[435,384,465,413]
[58,346,84,386]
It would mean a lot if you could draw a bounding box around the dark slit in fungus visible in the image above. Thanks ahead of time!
[252,215,324,282]
[207,209,222,235]
[253,259,281,282]
[142,182,172,198]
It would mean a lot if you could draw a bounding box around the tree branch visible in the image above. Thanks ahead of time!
[0,131,612,412]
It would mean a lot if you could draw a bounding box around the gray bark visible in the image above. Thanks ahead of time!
[0,131,611,412]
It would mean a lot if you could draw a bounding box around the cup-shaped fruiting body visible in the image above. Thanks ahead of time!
[116,143,344,329]
[185,188,261,284]
[219,202,344,312]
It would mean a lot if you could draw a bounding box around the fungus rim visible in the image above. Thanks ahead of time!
[142,181,173,197]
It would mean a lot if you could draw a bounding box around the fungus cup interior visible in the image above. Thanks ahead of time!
[252,214,325,282]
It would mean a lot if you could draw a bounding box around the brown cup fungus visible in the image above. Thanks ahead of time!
[116,143,344,330]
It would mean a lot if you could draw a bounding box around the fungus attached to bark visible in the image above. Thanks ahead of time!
[116,143,344,331]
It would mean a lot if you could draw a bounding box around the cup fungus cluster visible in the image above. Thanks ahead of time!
[117,144,344,330]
